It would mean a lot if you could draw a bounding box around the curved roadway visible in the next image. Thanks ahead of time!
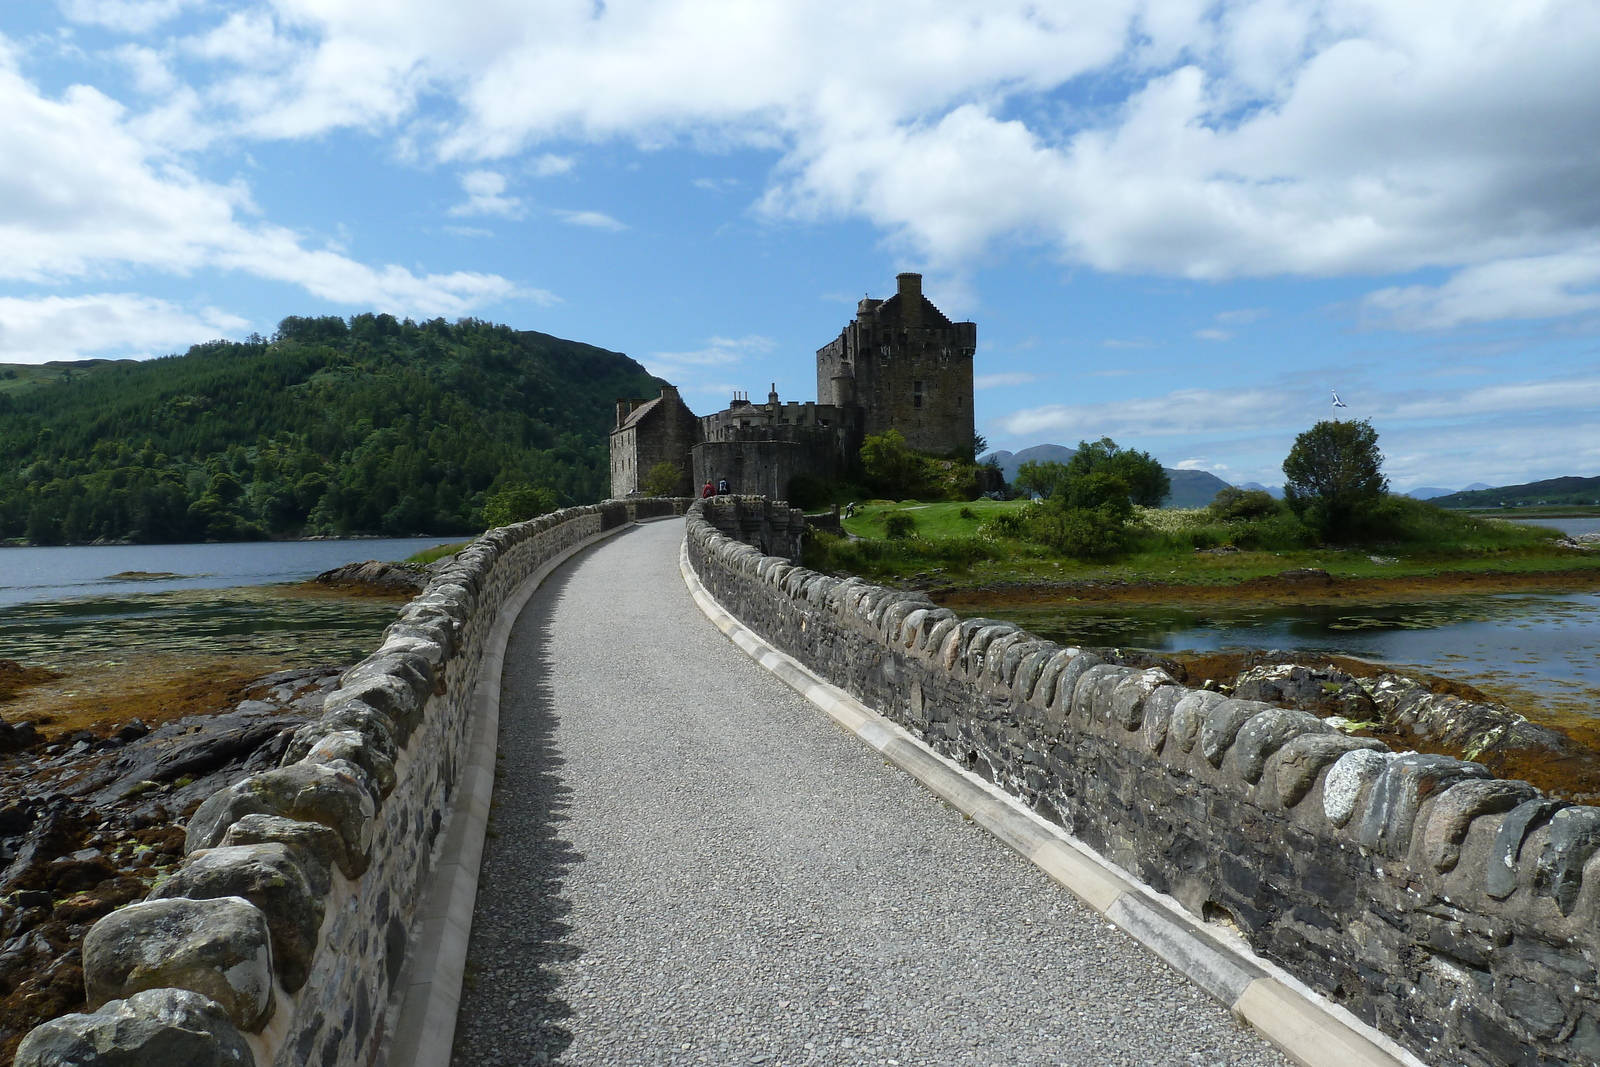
[450,519,1287,1067]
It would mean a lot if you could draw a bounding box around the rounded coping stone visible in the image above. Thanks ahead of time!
[965,623,1020,675]
[1012,644,1062,704]
[1487,798,1571,899]
[1271,733,1386,809]
[1167,689,1228,756]
[1031,648,1083,712]
[1537,805,1600,915]
[218,815,337,898]
[1141,684,1186,755]
[922,616,960,660]
[83,896,275,1032]
[1199,699,1273,768]
[185,762,375,878]
[1230,707,1332,784]
[1049,652,1104,721]
[1323,748,1392,828]
[1423,778,1541,873]
[324,675,423,744]
[980,631,1028,686]
[1107,669,1177,732]
[281,720,392,778]
[1354,753,1491,857]
[989,633,1041,689]
[149,842,323,992]
[14,987,254,1067]
[1071,663,1128,724]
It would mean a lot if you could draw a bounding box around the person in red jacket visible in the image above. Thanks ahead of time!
[701,480,716,499]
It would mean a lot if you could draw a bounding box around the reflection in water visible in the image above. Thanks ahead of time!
[0,586,400,673]
[996,592,1600,714]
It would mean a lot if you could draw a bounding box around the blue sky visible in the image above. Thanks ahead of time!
[3,1,1600,492]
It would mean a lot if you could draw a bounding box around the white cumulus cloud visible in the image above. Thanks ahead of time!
[0,293,248,364]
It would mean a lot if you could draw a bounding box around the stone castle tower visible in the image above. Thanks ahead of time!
[611,273,975,498]
[815,273,976,455]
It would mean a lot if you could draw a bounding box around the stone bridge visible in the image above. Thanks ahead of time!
[16,501,1600,1066]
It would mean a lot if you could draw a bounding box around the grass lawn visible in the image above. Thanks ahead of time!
[404,540,472,565]
[826,499,1600,590]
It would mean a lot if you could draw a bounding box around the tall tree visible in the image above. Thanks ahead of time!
[1282,419,1388,539]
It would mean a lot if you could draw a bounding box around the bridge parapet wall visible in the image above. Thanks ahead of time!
[15,498,690,1067]
[684,501,1600,1067]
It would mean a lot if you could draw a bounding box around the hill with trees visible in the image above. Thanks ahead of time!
[1430,475,1600,509]
[0,314,660,544]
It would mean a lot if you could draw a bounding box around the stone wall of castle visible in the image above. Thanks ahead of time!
[815,273,976,455]
[609,387,698,497]
[684,502,1600,1067]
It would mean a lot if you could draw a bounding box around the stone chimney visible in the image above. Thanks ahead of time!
[897,272,922,327]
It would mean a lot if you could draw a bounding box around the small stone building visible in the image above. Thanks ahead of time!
[610,274,975,500]
[608,385,698,497]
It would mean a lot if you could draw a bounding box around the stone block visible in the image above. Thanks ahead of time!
[1271,733,1384,808]
[15,988,254,1067]
[185,762,375,877]
[151,843,324,991]
[84,897,275,1032]
[1230,707,1330,784]
[1323,748,1390,828]
[1355,753,1491,857]
[1167,689,1227,756]
[1535,805,1600,915]
[1423,779,1540,873]
[1199,699,1271,768]
[218,815,338,897]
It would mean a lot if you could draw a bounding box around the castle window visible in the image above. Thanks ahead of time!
[913,380,923,409]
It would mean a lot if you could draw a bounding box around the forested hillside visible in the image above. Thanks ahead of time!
[1431,475,1600,509]
[0,314,659,543]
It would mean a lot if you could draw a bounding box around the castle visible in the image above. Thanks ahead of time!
[610,273,975,500]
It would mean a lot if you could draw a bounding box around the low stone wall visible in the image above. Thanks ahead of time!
[684,502,1600,1067]
[15,498,689,1067]
[698,495,806,562]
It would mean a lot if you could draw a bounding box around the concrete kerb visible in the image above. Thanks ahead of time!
[379,521,636,1067]
[677,539,1425,1067]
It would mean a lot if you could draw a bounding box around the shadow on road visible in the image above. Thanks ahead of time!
[450,564,585,1067]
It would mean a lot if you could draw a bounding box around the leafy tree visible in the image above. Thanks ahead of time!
[1013,460,1070,500]
[1282,419,1388,540]
[641,461,683,497]
[1062,438,1169,508]
[860,429,927,497]
[483,484,559,527]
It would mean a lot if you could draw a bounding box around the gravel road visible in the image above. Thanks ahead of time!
[449,519,1288,1067]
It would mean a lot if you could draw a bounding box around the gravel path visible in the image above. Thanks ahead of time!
[450,520,1288,1067]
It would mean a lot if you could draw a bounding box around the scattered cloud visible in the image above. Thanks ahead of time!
[1216,308,1268,325]
[1101,339,1153,349]
[0,293,247,364]
[61,0,200,34]
[0,47,529,322]
[693,177,740,192]
[645,334,777,390]
[529,153,574,177]
[1194,328,1232,342]
[1175,458,1227,472]
[974,371,1041,389]
[1363,251,1600,330]
[556,209,626,231]
[449,170,523,218]
[999,387,1297,440]
[442,225,494,238]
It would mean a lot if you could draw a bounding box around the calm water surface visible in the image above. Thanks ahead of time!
[0,538,458,607]
[1515,517,1600,537]
[1000,591,1600,713]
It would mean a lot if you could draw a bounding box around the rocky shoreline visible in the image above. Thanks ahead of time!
[0,666,340,1064]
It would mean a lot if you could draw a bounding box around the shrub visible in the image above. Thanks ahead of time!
[883,511,918,539]
[483,484,557,527]
[641,461,683,497]
[958,506,977,520]
[1208,486,1279,522]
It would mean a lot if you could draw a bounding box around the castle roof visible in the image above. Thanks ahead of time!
[618,396,661,429]
[874,292,955,328]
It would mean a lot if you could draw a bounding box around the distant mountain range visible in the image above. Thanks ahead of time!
[1429,476,1600,508]
[1406,483,1493,500]
[981,444,1231,509]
